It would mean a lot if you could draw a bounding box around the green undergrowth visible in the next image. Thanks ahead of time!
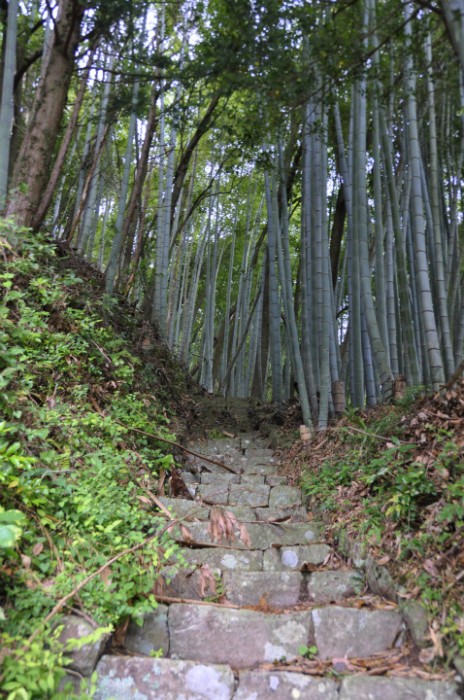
[0,223,186,699]
[301,396,464,666]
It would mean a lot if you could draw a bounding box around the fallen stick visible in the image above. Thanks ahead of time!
[154,594,239,609]
[113,420,240,475]
[339,425,405,443]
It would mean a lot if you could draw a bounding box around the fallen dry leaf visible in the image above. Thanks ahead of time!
[423,559,440,579]
[198,564,218,598]
[20,555,32,569]
[32,542,44,557]
[419,647,437,664]
[100,566,112,587]
[180,524,195,544]
[208,507,251,547]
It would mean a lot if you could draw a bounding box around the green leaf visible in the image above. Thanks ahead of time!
[0,509,26,525]
[0,524,22,548]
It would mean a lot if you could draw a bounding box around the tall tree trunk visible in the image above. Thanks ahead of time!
[265,167,283,403]
[5,0,84,226]
[404,3,444,386]
[32,45,95,231]
[105,75,140,292]
[105,83,159,293]
[0,0,18,210]
[170,94,220,230]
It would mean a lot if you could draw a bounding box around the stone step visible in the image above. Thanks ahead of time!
[125,606,170,655]
[191,459,243,476]
[240,460,278,476]
[263,544,332,570]
[265,475,288,486]
[159,498,308,525]
[254,505,309,522]
[201,471,241,485]
[161,566,222,601]
[171,520,324,550]
[240,435,269,450]
[168,603,313,667]
[240,473,266,484]
[221,504,258,521]
[312,605,403,659]
[242,446,276,462]
[94,659,462,700]
[189,438,243,456]
[269,485,302,507]
[182,546,264,571]
[235,670,338,699]
[222,569,362,607]
[64,431,463,700]
[339,675,461,700]
[197,482,230,504]
[123,602,403,665]
[228,483,271,507]
[160,497,210,521]
[162,567,361,607]
[197,478,293,505]
[222,570,303,607]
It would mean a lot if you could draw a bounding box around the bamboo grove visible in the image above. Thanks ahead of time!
[1,0,463,428]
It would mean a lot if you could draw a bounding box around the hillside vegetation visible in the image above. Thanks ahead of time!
[291,393,464,670]
[0,223,190,698]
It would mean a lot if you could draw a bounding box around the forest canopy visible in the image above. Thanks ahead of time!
[1,0,463,428]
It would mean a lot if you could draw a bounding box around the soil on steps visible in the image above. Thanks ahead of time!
[184,394,300,448]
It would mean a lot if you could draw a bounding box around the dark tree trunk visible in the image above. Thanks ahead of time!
[5,0,84,227]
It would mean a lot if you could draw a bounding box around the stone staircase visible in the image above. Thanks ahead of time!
[93,434,461,699]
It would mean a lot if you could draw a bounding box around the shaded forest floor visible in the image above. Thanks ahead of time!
[0,227,463,697]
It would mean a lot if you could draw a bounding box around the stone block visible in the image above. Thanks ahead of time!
[162,567,222,601]
[159,498,210,521]
[366,557,398,602]
[242,461,277,476]
[339,675,461,700]
[228,483,270,508]
[94,656,234,700]
[125,606,169,656]
[222,570,304,607]
[267,522,323,546]
[182,547,263,571]
[265,475,288,487]
[400,599,430,648]
[197,483,230,505]
[224,504,257,521]
[56,615,109,677]
[201,472,240,485]
[269,486,302,508]
[168,604,312,667]
[243,448,276,464]
[235,671,338,700]
[254,506,308,522]
[311,606,403,659]
[307,570,362,603]
[263,545,332,571]
[240,474,266,484]
[174,521,253,549]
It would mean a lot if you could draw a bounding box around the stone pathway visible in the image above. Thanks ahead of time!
[92,434,461,699]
